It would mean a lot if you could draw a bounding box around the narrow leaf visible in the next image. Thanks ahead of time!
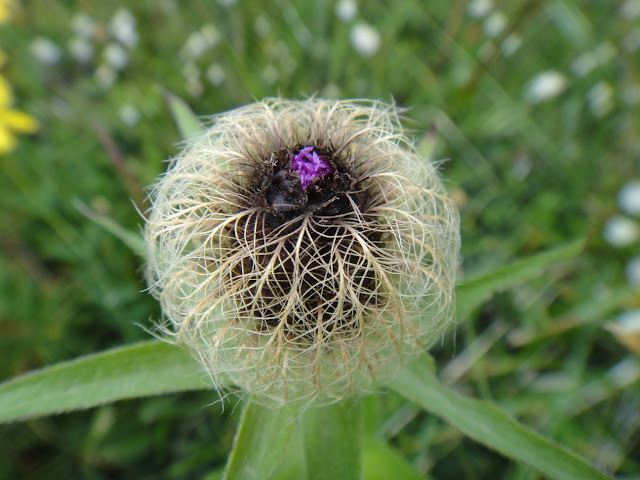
[164,91,204,139]
[456,239,585,319]
[566,356,640,417]
[302,398,362,480]
[224,399,300,480]
[508,287,637,347]
[74,198,146,258]
[388,356,610,480]
[0,340,207,423]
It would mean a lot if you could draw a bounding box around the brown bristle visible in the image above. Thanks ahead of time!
[215,144,389,343]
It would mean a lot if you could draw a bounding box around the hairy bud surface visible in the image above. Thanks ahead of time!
[144,98,460,406]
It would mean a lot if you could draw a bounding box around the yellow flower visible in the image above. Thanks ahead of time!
[0,0,16,24]
[0,75,39,154]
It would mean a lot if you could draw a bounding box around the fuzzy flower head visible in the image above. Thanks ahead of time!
[144,98,460,406]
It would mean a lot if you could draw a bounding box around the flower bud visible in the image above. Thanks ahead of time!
[144,98,460,406]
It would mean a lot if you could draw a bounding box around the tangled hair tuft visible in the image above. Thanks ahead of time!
[144,98,460,406]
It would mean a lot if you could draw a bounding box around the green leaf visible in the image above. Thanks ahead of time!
[508,286,637,347]
[301,398,362,480]
[565,356,640,417]
[224,399,300,480]
[0,340,207,423]
[268,429,423,480]
[388,356,610,480]
[362,436,428,480]
[456,239,585,320]
[268,421,308,480]
[73,198,146,258]
[164,91,205,139]
[262,404,421,480]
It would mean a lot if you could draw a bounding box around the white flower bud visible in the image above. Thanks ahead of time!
[336,0,358,22]
[603,215,639,247]
[524,71,568,104]
[617,180,640,216]
[350,24,381,58]
[30,37,62,65]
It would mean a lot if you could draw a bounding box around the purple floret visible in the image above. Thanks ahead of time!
[291,146,333,191]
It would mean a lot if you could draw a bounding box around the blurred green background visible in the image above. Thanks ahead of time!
[1,0,639,478]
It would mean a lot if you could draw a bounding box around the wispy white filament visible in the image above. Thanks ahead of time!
[144,98,460,406]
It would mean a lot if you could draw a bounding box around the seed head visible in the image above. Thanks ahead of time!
[144,98,460,406]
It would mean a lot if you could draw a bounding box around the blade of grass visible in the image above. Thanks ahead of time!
[164,91,204,139]
[456,238,585,320]
[507,286,637,347]
[388,355,610,480]
[0,340,207,423]
[74,198,146,258]
[301,398,362,480]
[565,356,640,417]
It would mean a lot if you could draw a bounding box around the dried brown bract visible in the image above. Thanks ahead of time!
[144,98,460,406]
